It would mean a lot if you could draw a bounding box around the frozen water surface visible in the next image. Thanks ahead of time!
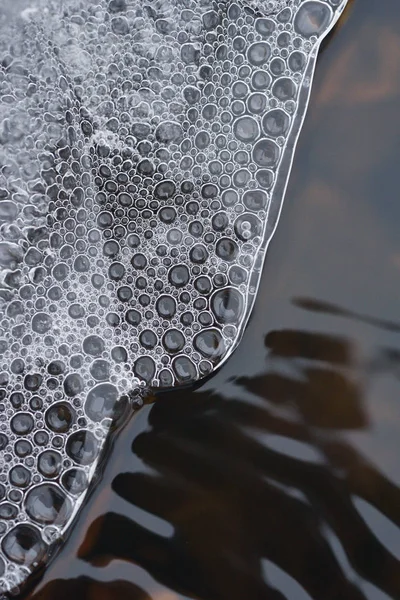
[0,0,348,593]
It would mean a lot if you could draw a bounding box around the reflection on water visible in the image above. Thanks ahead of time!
[21,0,400,598]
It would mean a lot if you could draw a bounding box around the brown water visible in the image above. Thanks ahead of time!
[20,0,400,598]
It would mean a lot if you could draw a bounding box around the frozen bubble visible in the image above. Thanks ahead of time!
[66,430,99,466]
[193,329,226,362]
[288,50,307,72]
[243,189,269,212]
[272,78,297,101]
[0,242,23,268]
[111,16,129,35]
[169,265,190,288]
[61,469,88,496]
[38,450,62,479]
[83,335,105,357]
[155,121,183,145]
[2,525,46,567]
[11,413,34,436]
[211,288,244,325]
[216,238,239,262]
[252,139,280,168]
[234,213,262,241]
[85,383,119,422]
[111,346,128,363]
[247,42,271,66]
[90,359,110,381]
[212,212,229,232]
[294,1,332,38]
[262,109,291,138]
[255,169,274,190]
[63,373,85,397]
[31,312,53,334]
[0,503,18,520]
[134,356,155,383]
[172,356,197,383]
[189,244,209,265]
[25,484,72,526]
[45,403,76,434]
[163,329,185,354]
[140,330,158,350]
[229,265,248,285]
[233,116,260,143]
[156,295,177,319]
[154,180,176,200]
[9,465,31,488]
[159,369,174,387]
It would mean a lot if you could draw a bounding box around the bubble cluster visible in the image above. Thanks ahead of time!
[0,0,348,592]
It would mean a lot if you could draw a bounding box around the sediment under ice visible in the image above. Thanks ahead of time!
[0,0,348,593]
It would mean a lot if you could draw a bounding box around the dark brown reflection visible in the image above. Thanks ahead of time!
[22,315,400,600]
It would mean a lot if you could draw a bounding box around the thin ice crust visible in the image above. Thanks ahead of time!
[0,0,348,593]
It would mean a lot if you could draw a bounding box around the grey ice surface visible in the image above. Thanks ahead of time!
[0,0,348,594]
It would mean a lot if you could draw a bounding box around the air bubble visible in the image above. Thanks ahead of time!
[25,484,72,526]
[194,329,226,363]
[294,1,332,37]
[66,430,99,466]
[2,525,46,567]
[85,383,119,422]
[211,288,244,325]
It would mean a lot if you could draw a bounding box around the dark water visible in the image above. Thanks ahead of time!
[20,0,400,598]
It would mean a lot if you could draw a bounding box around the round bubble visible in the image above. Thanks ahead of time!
[83,335,105,357]
[61,468,88,496]
[156,295,176,319]
[66,430,99,465]
[85,383,119,422]
[247,42,271,66]
[252,139,280,168]
[11,412,34,436]
[2,525,46,567]
[172,356,197,383]
[90,359,110,381]
[9,465,31,488]
[262,109,290,138]
[288,50,306,72]
[211,288,244,325]
[272,78,297,101]
[45,403,75,433]
[189,244,209,264]
[134,356,156,383]
[169,265,190,288]
[25,484,72,526]
[233,116,260,143]
[163,329,185,354]
[294,1,332,38]
[243,189,268,212]
[63,373,84,397]
[216,238,239,262]
[38,450,62,478]
[234,213,263,241]
[194,329,226,363]
[140,330,158,350]
[31,313,52,334]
